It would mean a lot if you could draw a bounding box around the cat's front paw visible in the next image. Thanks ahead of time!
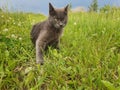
[36,59,44,65]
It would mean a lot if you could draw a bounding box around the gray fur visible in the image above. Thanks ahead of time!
[30,3,68,64]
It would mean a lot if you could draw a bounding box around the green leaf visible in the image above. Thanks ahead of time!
[116,87,120,90]
[101,80,116,90]
[25,72,34,86]
[30,77,45,90]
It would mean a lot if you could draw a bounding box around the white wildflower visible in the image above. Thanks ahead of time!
[11,34,17,39]
[103,27,106,30]
[3,28,8,32]
[1,15,4,18]
[9,17,12,20]
[117,18,119,21]
[19,37,22,41]
[74,22,77,25]
[11,34,15,37]
[18,22,21,26]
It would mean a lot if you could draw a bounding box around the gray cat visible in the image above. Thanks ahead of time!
[31,3,69,65]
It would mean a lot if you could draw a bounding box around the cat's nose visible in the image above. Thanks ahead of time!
[60,24,63,27]
[59,23,63,27]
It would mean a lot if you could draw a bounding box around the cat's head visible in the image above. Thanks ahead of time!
[48,3,69,29]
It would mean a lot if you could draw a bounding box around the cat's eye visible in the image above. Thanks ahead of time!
[53,16,57,21]
[54,18,57,21]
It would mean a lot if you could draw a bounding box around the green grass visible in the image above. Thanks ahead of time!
[0,9,120,90]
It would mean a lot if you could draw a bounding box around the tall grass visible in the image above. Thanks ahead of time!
[0,9,120,90]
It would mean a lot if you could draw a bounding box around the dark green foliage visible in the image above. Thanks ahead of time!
[89,0,98,12]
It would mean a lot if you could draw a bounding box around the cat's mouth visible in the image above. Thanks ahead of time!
[54,23,65,29]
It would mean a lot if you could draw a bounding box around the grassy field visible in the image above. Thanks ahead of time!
[0,9,120,90]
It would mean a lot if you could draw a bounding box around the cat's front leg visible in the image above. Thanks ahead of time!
[36,40,46,65]
[55,39,60,50]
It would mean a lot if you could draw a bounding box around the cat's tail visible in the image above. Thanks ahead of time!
[30,24,37,46]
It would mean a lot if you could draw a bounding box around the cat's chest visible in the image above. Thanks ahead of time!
[48,29,62,40]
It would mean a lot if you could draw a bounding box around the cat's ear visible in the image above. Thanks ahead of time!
[49,3,55,16]
[64,4,69,15]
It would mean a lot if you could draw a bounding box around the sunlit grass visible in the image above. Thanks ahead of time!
[0,9,120,90]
